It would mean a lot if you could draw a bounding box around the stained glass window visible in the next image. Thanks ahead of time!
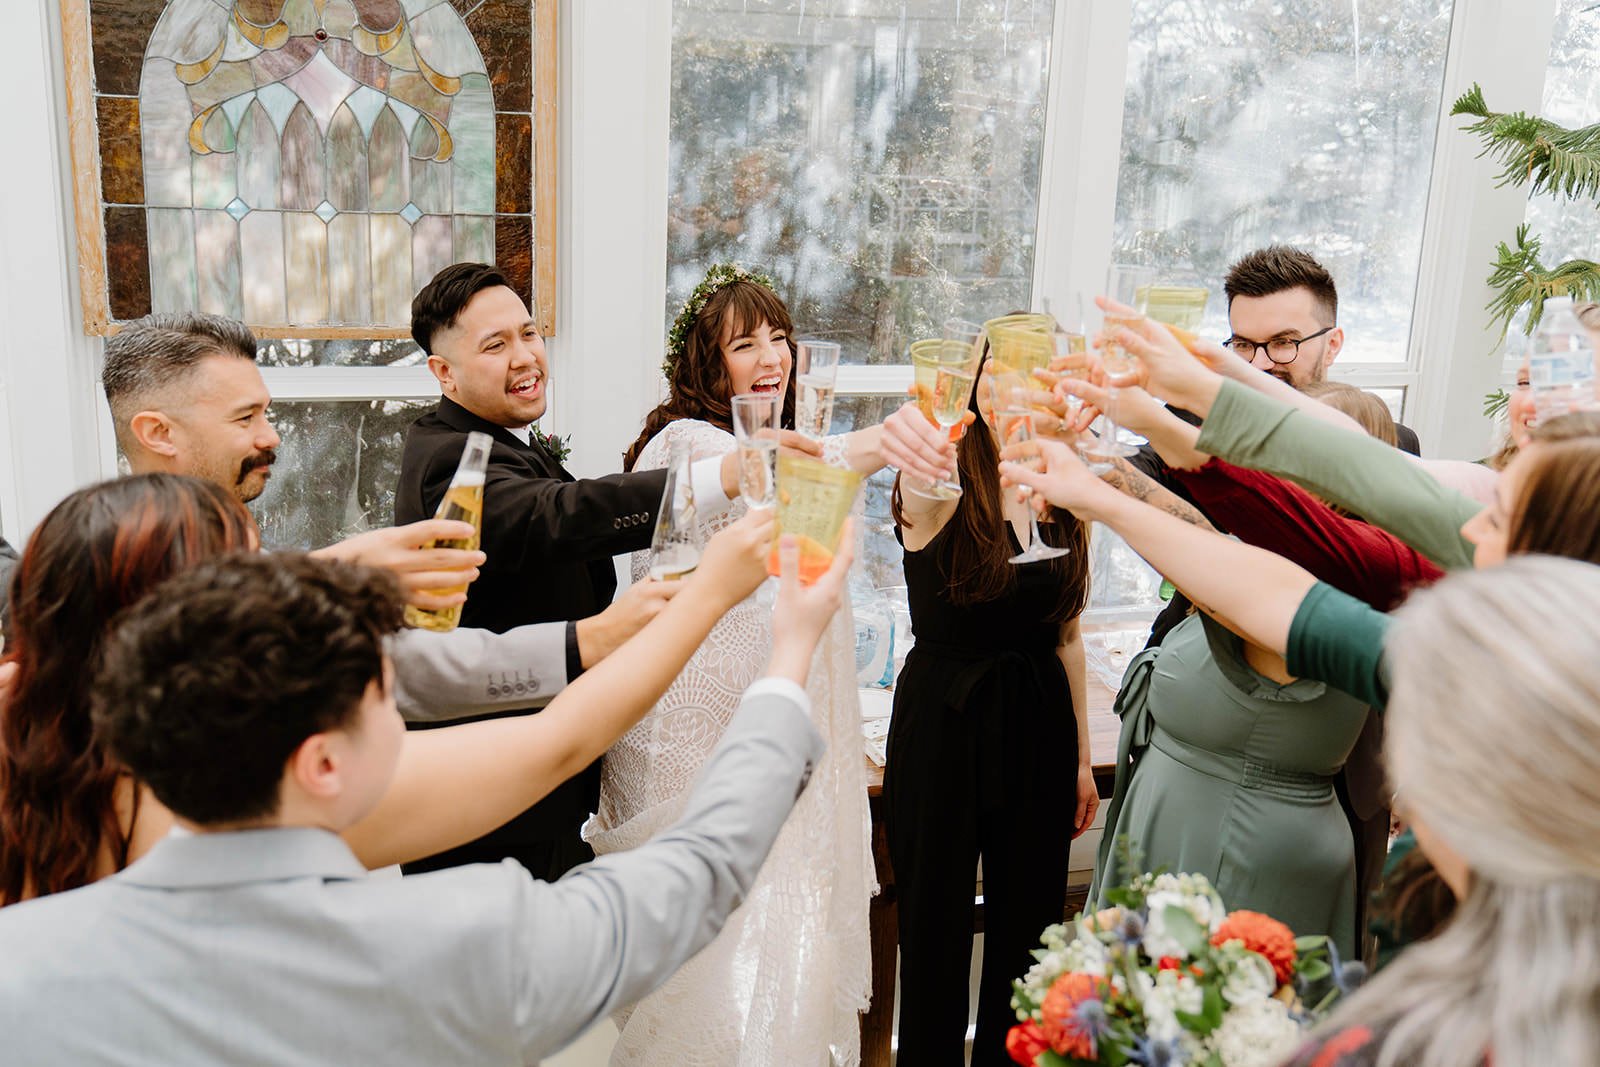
[64,0,553,336]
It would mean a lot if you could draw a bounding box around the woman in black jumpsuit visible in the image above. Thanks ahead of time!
[885,357,1095,1065]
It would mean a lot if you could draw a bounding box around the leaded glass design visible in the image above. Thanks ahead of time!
[69,0,542,335]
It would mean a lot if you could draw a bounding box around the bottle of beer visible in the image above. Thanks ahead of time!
[403,431,492,632]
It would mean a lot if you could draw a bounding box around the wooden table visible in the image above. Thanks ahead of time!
[857,672,1122,1066]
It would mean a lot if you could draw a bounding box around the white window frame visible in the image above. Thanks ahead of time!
[0,0,1579,548]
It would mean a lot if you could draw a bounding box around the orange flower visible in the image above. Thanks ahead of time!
[1040,972,1108,1060]
[1212,910,1297,985]
[1005,1021,1051,1065]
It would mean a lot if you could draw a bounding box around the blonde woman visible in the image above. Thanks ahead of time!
[1288,556,1600,1067]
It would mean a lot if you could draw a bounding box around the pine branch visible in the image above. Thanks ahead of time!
[1483,224,1600,337]
[1451,83,1600,201]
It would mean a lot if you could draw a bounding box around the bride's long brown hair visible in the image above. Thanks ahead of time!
[624,279,798,470]
[892,344,1090,623]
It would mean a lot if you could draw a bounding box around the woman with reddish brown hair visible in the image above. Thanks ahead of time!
[886,337,1095,1067]
[0,472,779,907]
[0,475,257,901]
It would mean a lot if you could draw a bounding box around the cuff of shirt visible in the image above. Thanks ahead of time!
[690,456,735,517]
[565,619,585,680]
[743,677,812,718]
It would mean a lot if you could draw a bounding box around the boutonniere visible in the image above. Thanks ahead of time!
[531,426,571,465]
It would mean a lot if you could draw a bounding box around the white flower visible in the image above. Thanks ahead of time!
[1142,887,1224,959]
[1220,951,1277,1006]
[1206,998,1305,1067]
[1133,970,1204,1043]
[1061,934,1110,977]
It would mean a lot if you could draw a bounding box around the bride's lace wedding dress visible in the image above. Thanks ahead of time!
[582,418,874,1066]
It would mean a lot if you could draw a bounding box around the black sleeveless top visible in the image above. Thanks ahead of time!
[889,516,1079,808]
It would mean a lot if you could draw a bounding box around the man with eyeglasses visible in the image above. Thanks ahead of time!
[1222,245,1420,454]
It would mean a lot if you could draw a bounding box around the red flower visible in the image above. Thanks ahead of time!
[1305,1025,1374,1067]
[1005,1021,1051,1065]
[1157,955,1182,971]
[1040,972,1108,1060]
[1212,910,1298,985]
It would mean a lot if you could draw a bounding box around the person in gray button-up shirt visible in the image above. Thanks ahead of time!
[0,539,848,1066]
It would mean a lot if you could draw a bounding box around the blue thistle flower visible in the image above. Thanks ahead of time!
[1127,1033,1186,1066]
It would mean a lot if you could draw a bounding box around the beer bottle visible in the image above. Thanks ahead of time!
[403,431,492,632]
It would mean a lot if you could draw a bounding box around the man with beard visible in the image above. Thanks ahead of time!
[100,312,671,722]
[1221,245,1419,453]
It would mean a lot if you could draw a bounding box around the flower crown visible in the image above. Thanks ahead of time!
[662,262,777,382]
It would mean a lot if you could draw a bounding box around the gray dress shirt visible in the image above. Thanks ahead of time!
[0,681,822,1065]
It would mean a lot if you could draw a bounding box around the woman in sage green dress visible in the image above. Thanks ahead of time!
[1092,610,1367,956]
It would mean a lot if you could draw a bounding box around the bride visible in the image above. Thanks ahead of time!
[585,263,940,1065]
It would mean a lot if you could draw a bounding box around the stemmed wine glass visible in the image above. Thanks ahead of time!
[996,388,1070,565]
[1082,264,1155,463]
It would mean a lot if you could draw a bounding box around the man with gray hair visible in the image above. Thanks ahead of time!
[100,311,673,723]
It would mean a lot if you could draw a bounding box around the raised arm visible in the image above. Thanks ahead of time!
[1000,440,1315,655]
[340,510,775,869]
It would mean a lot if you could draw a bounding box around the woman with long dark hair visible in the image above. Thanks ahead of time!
[0,472,774,905]
[885,338,1095,1066]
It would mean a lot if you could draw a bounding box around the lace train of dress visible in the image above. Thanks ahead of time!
[582,419,874,1066]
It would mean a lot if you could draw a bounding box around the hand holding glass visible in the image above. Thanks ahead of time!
[1084,265,1155,462]
[996,389,1070,565]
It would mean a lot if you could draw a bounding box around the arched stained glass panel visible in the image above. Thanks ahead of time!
[68,0,549,339]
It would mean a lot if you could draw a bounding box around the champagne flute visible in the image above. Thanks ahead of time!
[731,392,781,509]
[997,389,1069,565]
[795,340,841,440]
[1083,264,1154,462]
[905,339,978,499]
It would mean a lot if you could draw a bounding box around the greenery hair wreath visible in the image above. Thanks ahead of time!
[662,262,778,382]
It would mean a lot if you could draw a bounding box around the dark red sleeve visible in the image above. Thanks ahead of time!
[1175,460,1444,611]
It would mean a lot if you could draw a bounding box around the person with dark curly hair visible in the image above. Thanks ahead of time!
[0,542,852,1064]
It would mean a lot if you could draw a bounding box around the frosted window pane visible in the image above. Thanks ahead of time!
[256,337,426,369]
[139,59,195,208]
[148,208,198,312]
[326,105,370,211]
[280,105,323,210]
[369,214,415,323]
[252,399,434,549]
[236,100,281,211]
[368,108,410,211]
[450,75,495,211]
[410,4,490,78]
[327,211,372,322]
[195,209,244,318]
[412,215,454,294]
[240,211,288,320]
[1522,3,1600,268]
[284,213,330,322]
[1115,1,1455,364]
[452,214,494,264]
[667,1,1055,364]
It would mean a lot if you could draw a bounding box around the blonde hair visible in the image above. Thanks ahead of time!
[1301,381,1397,447]
[1313,557,1600,1066]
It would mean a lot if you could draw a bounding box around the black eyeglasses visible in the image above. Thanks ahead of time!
[1223,326,1334,365]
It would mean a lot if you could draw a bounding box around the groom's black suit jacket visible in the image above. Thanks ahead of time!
[394,396,668,878]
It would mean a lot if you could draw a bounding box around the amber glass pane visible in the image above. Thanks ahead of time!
[96,96,144,205]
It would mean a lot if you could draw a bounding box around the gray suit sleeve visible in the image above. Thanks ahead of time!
[506,685,824,1060]
[387,623,570,722]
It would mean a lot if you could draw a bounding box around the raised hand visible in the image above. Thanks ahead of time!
[577,576,683,669]
[880,400,960,483]
[1095,296,1227,413]
[998,438,1123,520]
[313,519,484,612]
[766,518,854,686]
[693,507,776,607]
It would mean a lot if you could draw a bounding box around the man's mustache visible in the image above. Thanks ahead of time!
[238,450,277,481]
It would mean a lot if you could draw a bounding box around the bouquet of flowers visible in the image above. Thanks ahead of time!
[1006,865,1362,1067]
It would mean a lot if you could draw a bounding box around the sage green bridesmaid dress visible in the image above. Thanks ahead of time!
[1091,613,1370,958]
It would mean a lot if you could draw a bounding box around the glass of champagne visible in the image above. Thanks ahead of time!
[795,340,841,440]
[996,389,1069,565]
[1083,264,1155,462]
[906,339,978,499]
[731,392,782,509]
[647,437,702,580]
